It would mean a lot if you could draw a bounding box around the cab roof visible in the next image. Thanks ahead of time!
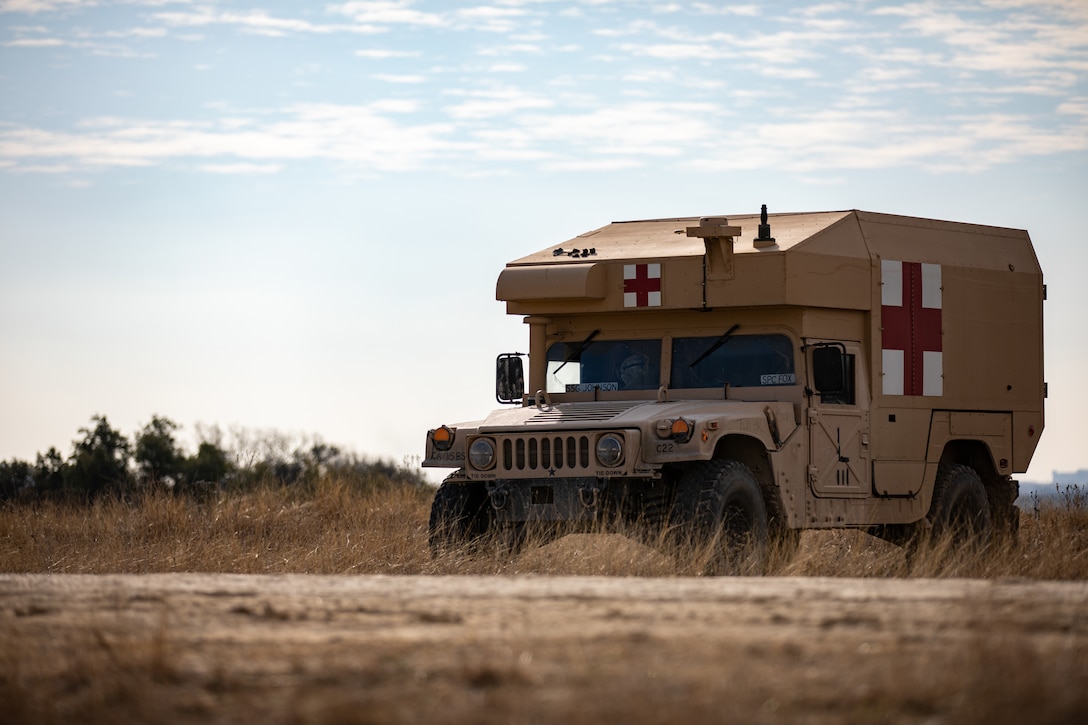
[507,210,854,266]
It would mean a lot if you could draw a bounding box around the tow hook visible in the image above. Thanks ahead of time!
[490,486,509,511]
[578,486,600,509]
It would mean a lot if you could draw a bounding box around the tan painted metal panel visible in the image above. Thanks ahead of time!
[855,211,1039,273]
[950,412,1011,438]
[496,263,607,301]
[506,211,854,268]
[872,461,925,497]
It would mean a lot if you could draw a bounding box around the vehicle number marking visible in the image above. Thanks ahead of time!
[567,382,619,392]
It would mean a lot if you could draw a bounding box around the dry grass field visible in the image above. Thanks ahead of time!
[1,477,1086,579]
[1,478,1087,724]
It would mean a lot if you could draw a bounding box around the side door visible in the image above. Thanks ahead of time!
[806,341,871,497]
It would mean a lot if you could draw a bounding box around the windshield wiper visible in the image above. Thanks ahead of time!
[554,329,601,374]
[689,324,740,368]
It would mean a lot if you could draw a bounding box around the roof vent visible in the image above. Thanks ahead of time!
[754,204,776,249]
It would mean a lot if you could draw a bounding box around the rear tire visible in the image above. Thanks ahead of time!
[924,463,992,548]
[428,472,491,557]
[670,460,769,575]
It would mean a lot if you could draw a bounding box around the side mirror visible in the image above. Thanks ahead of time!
[812,346,845,395]
[496,354,525,404]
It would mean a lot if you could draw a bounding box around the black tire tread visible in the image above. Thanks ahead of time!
[427,471,490,557]
[670,459,770,575]
[926,463,992,545]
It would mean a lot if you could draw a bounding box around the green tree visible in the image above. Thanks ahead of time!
[65,415,131,499]
[33,447,67,495]
[185,441,231,484]
[134,415,185,483]
[0,459,32,500]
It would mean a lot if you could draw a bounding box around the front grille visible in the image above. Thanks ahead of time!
[501,434,592,473]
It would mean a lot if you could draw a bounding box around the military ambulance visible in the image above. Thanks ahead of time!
[424,207,1044,570]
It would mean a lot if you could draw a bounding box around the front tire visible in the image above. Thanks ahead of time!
[670,460,770,575]
[428,472,491,557]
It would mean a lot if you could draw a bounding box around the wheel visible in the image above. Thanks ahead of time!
[427,472,491,557]
[670,460,769,575]
[925,463,992,547]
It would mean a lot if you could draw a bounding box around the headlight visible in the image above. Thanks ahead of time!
[430,425,455,451]
[468,438,496,470]
[595,433,624,467]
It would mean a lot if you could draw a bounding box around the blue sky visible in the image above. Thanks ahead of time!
[1,0,1086,482]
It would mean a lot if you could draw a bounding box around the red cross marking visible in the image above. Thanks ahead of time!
[882,261,942,396]
[623,264,661,307]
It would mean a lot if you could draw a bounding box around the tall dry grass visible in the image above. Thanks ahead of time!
[1,478,1086,578]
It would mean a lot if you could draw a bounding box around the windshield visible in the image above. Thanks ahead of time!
[546,338,661,393]
[671,334,795,389]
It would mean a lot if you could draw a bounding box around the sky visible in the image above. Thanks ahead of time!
[1,0,1086,484]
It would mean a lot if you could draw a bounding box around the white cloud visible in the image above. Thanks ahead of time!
[3,89,1084,178]
[200,162,282,174]
[874,1,1088,80]
[327,1,443,27]
[354,48,421,59]
[514,101,723,157]
[475,42,544,56]
[791,173,847,186]
[691,3,759,16]
[0,0,90,13]
[443,88,553,120]
[153,8,379,36]
[796,3,851,16]
[454,5,526,33]
[1058,97,1088,117]
[2,0,195,9]
[622,42,708,61]
[369,99,420,113]
[370,73,428,83]
[0,1,1084,179]
[99,26,168,39]
[686,107,1088,175]
[541,157,643,171]
[592,19,664,38]
[4,36,63,46]
[0,103,460,172]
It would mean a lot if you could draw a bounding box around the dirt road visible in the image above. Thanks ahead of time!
[2,572,1086,724]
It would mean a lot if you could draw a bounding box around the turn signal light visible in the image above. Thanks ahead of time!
[670,418,694,444]
[657,418,695,443]
[431,425,455,451]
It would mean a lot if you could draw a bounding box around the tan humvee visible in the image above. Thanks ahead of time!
[424,207,1045,569]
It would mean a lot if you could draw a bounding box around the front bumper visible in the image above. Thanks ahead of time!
[486,476,605,523]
